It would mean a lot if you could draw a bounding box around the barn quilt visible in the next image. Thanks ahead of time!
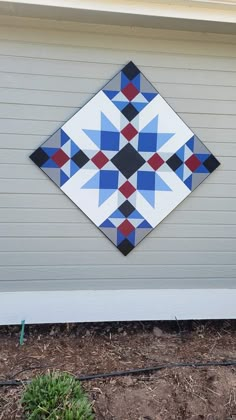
[30,62,220,255]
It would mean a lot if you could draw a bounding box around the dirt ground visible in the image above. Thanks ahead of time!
[0,320,236,420]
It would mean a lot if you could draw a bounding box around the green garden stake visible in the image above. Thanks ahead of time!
[20,320,25,345]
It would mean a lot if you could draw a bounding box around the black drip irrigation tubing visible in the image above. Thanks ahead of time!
[0,360,236,387]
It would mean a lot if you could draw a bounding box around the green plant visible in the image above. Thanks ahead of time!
[21,372,94,420]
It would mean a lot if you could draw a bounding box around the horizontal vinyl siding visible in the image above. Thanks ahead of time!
[0,16,236,292]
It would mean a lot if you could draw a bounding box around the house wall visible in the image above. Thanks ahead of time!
[0,16,235,323]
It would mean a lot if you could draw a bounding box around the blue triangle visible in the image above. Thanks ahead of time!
[129,210,144,219]
[196,153,210,163]
[101,113,118,132]
[42,147,58,157]
[186,136,194,152]
[194,163,209,173]
[176,146,185,162]
[137,220,152,229]
[127,230,135,245]
[117,230,126,245]
[71,141,80,157]
[112,101,128,111]
[133,102,147,112]
[83,129,101,148]
[110,210,125,219]
[60,170,70,186]
[142,92,157,102]
[141,116,158,133]
[42,158,58,168]
[121,72,130,89]
[156,132,174,149]
[82,172,100,189]
[61,129,70,146]
[103,90,119,100]
[70,160,80,176]
[175,163,184,180]
[139,190,155,207]
[184,175,192,190]
[99,189,116,206]
[132,73,140,90]
[155,173,171,191]
[100,219,116,228]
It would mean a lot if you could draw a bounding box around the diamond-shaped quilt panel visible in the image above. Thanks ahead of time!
[30,62,220,255]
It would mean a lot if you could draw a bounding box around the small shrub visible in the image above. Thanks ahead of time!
[21,372,94,419]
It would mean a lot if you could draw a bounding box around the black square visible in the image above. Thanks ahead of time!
[30,147,49,167]
[166,154,183,171]
[71,150,89,168]
[111,143,145,179]
[118,201,135,217]
[122,61,140,80]
[117,239,134,256]
[203,155,220,173]
[121,103,139,121]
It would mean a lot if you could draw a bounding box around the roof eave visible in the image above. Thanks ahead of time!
[0,0,235,34]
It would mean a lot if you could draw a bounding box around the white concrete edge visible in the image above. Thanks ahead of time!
[0,289,235,325]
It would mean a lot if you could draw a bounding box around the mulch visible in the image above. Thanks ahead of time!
[0,320,236,419]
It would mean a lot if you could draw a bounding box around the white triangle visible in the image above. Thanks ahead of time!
[118,173,127,187]
[84,149,97,159]
[85,160,98,170]
[61,140,71,157]
[104,160,117,170]
[184,146,192,161]
[118,193,127,207]
[129,135,139,150]
[132,93,148,103]
[103,150,117,160]
[112,91,128,102]
[119,135,129,149]
[130,219,144,228]
[128,192,137,207]
[140,162,153,171]
[120,114,129,130]
[139,151,154,161]
[130,115,139,131]
[158,163,172,172]
[61,160,71,177]
[109,217,124,227]
[183,164,192,181]
[128,173,137,187]
[159,152,172,160]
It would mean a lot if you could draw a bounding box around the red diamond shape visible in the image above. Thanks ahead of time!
[118,219,135,236]
[121,124,138,141]
[121,83,139,101]
[119,181,136,198]
[51,149,69,167]
[185,154,201,172]
[148,153,164,170]
[92,151,109,169]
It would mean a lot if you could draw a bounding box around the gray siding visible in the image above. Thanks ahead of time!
[0,16,236,292]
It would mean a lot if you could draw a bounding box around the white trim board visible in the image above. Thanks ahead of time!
[0,289,235,325]
[0,1,236,34]
[1,0,236,22]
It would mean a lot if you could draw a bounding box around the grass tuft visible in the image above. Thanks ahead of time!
[21,372,94,419]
